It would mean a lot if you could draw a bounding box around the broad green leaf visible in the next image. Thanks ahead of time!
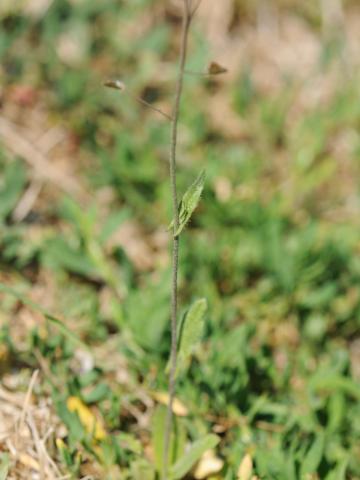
[169,434,220,480]
[300,432,325,478]
[152,405,186,474]
[0,453,9,480]
[170,170,205,237]
[177,298,207,375]
[0,282,88,350]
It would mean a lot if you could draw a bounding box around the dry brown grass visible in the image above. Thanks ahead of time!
[0,370,67,479]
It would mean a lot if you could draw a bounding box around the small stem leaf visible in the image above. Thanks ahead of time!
[177,298,207,376]
[169,434,220,480]
[172,170,205,237]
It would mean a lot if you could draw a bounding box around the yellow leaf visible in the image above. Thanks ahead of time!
[67,396,106,440]
[19,453,40,471]
[151,391,188,416]
[194,450,224,479]
[237,453,253,480]
[56,438,66,450]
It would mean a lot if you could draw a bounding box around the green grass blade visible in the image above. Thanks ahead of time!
[169,433,219,480]
[300,432,325,478]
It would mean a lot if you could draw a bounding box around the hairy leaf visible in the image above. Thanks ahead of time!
[177,298,207,375]
[170,170,205,237]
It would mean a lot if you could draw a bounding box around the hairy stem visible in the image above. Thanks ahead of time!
[162,2,192,479]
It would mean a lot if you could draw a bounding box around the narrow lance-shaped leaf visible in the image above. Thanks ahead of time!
[152,405,186,473]
[325,459,348,480]
[169,434,220,480]
[169,170,205,237]
[300,432,325,478]
[309,373,360,400]
[177,298,207,376]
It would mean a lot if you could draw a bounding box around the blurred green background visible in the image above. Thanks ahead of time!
[1,0,360,478]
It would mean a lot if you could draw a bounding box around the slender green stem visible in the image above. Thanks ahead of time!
[162,2,192,479]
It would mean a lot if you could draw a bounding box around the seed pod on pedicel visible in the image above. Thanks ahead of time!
[208,61,228,75]
[103,79,126,91]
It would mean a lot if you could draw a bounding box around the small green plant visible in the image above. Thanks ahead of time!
[157,2,226,478]
[162,2,203,478]
[105,1,225,478]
